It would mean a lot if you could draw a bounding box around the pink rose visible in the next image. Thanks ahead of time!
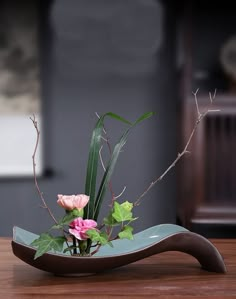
[69,217,97,240]
[57,194,89,211]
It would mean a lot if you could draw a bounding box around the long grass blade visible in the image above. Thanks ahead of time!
[84,112,131,218]
[93,112,154,220]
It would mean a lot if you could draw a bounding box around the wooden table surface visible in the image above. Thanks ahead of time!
[1,238,236,298]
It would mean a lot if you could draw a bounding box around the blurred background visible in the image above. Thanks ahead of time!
[0,0,235,238]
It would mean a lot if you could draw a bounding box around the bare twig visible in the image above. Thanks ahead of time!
[209,88,217,103]
[30,115,58,224]
[134,91,219,206]
[99,144,127,200]
[95,113,116,203]
[95,112,127,206]
[30,115,74,255]
[192,88,200,118]
[90,244,101,256]
[213,88,217,99]
[114,186,127,199]
[99,145,106,171]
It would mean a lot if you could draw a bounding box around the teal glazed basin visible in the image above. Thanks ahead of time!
[12,224,226,275]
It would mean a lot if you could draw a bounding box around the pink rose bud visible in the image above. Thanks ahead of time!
[57,194,89,211]
[69,217,97,240]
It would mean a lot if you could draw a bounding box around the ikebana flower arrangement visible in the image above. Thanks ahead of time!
[29,90,220,261]
[30,112,152,259]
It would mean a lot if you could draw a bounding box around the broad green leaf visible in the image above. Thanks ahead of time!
[31,233,66,259]
[86,229,111,246]
[51,209,81,229]
[93,112,154,220]
[112,201,133,222]
[120,201,133,212]
[118,225,134,240]
[84,112,132,219]
[103,211,120,227]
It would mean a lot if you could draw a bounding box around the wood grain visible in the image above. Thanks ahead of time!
[1,238,236,298]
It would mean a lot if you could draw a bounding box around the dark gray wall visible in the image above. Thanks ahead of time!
[0,0,178,236]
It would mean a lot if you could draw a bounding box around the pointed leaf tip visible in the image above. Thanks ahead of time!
[134,111,155,125]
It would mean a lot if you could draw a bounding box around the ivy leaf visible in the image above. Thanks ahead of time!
[120,201,133,212]
[118,225,134,240]
[103,211,120,227]
[51,209,81,229]
[86,230,112,246]
[31,233,66,259]
[112,201,135,222]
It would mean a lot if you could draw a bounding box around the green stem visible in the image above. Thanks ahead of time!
[85,239,92,255]
[73,236,77,255]
[79,240,88,255]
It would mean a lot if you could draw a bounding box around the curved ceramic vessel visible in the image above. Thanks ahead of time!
[12,224,226,275]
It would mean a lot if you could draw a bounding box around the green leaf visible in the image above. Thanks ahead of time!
[102,113,132,125]
[118,225,134,240]
[103,211,120,226]
[84,112,132,219]
[120,201,133,212]
[93,112,154,220]
[51,209,81,229]
[134,111,154,125]
[63,245,78,254]
[112,201,134,222]
[86,230,111,246]
[31,233,66,259]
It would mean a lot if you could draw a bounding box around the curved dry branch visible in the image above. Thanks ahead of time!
[134,90,219,206]
[30,115,58,224]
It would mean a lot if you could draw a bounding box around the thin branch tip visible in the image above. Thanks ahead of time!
[192,88,199,96]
